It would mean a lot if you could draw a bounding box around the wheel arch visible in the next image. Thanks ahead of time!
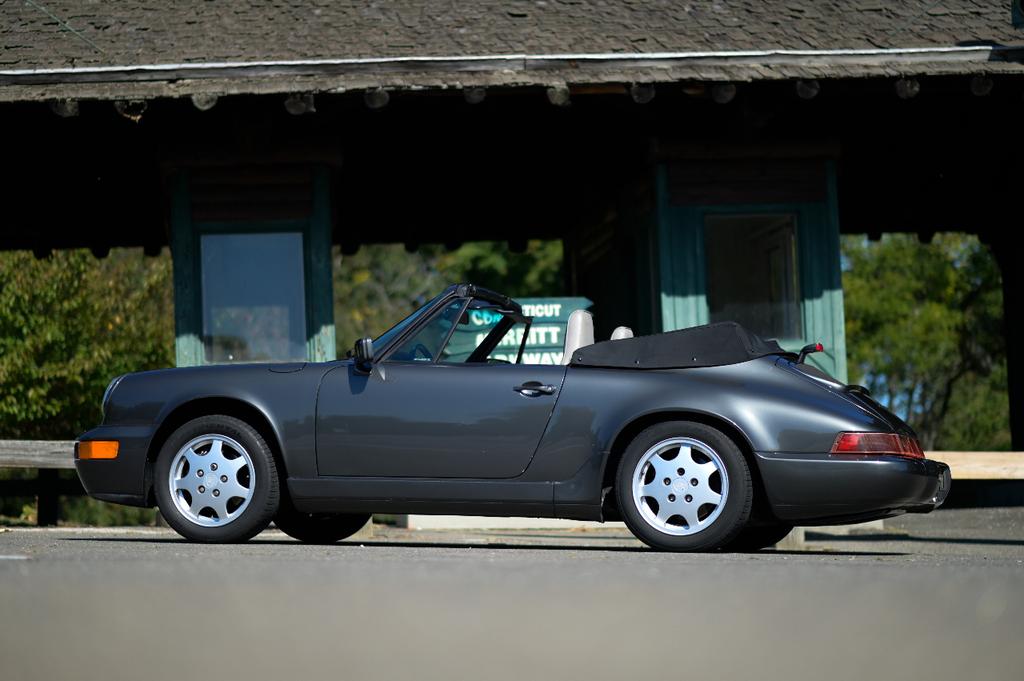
[600,410,777,523]
[143,397,287,506]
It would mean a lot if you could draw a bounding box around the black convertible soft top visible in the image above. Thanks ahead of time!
[570,321,789,369]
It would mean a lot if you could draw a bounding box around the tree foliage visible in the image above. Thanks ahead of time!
[0,249,174,439]
[1,249,171,525]
[333,240,563,353]
[842,234,1008,450]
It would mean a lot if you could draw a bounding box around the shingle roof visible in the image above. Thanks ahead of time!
[1,1,1022,101]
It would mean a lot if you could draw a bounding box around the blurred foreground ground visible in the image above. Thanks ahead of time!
[1,507,1021,681]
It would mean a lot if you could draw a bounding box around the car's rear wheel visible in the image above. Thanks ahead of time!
[720,523,794,552]
[274,506,372,544]
[154,415,279,543]
[616,421,752,551]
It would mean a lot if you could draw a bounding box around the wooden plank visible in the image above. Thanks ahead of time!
[0,441,76,469]
[927,452,1024,480]
[0,440,1020,480]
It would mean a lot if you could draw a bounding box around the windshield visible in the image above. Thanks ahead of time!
[372,292,445,351]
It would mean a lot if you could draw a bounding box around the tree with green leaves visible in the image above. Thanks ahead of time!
[0,249,173,439]
[332,240,563,354]
[1,248,172,524]
[842,234,1008,450]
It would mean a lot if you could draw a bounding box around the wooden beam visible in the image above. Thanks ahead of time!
[928,452,1024,480]
[629,83,656,104]
[970,75,994,97]
[463,87,486,104]
[895,78,920,99]
[364,88,389,110]
[992,238,1024,450]
[711,82,737,104]
[191,93,218,111]
[546,84,570,107]
[0,440,76,469]
[795,79,820,100]
[284,93,315,115]
[37,469,59,526]
[48,99,78,117]
[113,99,147,122]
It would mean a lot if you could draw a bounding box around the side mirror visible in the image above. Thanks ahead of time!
[354,337,374,372]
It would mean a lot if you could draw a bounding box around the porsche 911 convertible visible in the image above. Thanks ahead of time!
[75,283,951,551]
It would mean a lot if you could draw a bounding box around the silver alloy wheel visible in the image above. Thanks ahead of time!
[168,434,255,527]
[631,436,729,536]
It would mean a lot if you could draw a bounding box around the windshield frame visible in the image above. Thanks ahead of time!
[371,291,448,354]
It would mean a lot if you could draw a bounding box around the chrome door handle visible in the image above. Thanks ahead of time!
[514,382,557,396]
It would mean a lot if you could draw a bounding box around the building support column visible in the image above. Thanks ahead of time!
[993,239,1023,450]
[36,469,59,526]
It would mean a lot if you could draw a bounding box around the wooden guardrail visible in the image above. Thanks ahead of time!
[0,440,76,470]
[0,441,1022,526]
[0,440,79,526]
[927,452,1024,480]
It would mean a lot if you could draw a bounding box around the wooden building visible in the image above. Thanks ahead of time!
[1,1,1023,445]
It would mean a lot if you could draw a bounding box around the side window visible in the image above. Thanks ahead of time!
[388,299,468,362]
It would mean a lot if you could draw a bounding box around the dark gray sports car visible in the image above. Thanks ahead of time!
[75,283,950,551]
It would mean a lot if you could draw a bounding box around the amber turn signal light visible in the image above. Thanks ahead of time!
[77,440,119,460]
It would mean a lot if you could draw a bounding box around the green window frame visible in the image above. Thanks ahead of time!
[169,168,336,366]
[655,163,847,381]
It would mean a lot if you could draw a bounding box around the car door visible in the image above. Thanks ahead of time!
[315,297,567,478]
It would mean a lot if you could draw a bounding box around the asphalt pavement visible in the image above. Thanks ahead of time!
[1,507,1022,681]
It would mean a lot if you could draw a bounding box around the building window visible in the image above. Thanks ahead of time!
[704,214,801,340]
[200,232,307,362]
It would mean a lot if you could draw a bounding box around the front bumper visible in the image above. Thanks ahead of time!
[75,424,156,507]
[755,451,951,525]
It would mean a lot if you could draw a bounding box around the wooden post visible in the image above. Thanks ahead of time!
[993,240,1024,450]
[37,469,59,526]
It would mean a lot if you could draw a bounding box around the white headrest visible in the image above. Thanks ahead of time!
[562,309,595,364]
[611,326,634,341]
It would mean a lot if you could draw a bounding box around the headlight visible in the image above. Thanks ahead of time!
[102,375,125,415]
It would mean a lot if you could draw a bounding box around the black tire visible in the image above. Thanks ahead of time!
[274,505,372,544]
[154,415,280,543]
[719,523,794,552]
[616,421,752,552]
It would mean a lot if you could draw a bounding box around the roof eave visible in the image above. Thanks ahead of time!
[2,45,1022,103]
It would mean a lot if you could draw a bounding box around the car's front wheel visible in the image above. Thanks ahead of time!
[154,415,280,543]
[274,505,371,544]
[616,421,752,551]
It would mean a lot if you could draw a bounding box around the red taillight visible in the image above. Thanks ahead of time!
[830,432,924,459]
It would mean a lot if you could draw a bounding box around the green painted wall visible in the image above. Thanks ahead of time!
[653,163,848,381]
[170,168,336,367]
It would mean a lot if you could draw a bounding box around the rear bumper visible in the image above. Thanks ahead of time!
[75,425,156,508]
[756,451,951,525]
